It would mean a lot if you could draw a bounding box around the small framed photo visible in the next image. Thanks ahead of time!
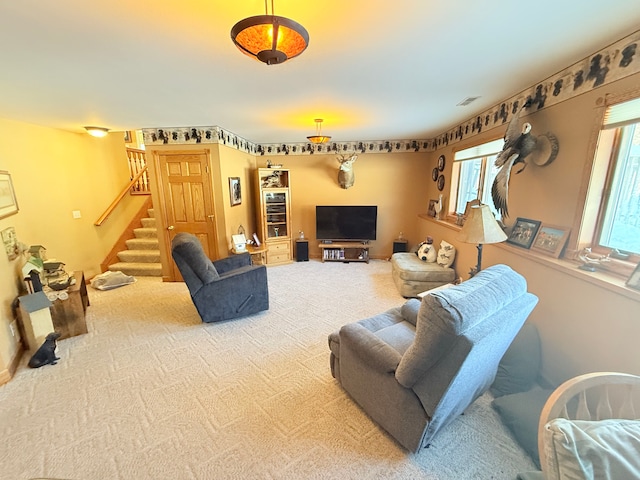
[626,263,640,291]
[229,177,241,206]
[428,199,438,217]
[2,226,18,260]
[507,218,541,249]
[252,233,261,247]
[531,224,571,258]
[124,130,133,143]
[0,171,19,220]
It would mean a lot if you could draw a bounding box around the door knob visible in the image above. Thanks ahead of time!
[167,225,175,230]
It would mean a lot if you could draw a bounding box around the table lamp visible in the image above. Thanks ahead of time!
[456,204,507,276]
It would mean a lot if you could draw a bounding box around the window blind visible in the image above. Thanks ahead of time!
[454,138,504,161]
[603,97,640,129]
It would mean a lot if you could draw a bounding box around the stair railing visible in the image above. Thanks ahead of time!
[127,148,150,194]
[94,165,149,226]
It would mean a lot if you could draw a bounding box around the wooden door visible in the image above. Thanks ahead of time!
[157,149,218,280]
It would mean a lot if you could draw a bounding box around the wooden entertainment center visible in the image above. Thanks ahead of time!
[319,242,370,263]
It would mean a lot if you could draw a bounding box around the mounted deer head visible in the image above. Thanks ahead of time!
[337,153,357,189]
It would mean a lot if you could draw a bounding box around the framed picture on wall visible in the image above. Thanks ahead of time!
[229,177,241,206]
[0,171,19,220]
[531,224,571,258]
[506,217,541,249]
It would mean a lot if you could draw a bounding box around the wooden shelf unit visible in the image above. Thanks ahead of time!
[319,242,370,263]
[255,168,292,265]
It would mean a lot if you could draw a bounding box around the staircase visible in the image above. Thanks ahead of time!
[107,208,162,277]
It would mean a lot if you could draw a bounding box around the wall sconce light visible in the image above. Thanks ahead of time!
[230,0,309,65]
[84,126,109,138]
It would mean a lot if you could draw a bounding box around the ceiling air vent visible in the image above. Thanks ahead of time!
[457,96,481,106]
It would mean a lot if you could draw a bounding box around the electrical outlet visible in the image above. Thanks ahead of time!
[72,210,82,219]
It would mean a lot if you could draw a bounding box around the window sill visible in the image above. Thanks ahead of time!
[418,213,640,303]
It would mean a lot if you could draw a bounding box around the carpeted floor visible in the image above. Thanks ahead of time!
[0,259,535,479]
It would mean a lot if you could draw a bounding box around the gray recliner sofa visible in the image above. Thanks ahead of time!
[171,232,269,323]
[328,264,538,452]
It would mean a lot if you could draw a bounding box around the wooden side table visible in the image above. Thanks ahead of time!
[49,271,89,340]
[231,245,269,265]
[245,244,268,265]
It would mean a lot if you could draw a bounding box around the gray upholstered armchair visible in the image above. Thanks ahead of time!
[171,232,269,323]
[328,264,538,452]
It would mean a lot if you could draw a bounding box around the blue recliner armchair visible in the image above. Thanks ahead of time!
[328,264,538,452]
[171,232,269,323]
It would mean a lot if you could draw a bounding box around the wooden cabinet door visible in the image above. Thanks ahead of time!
[156,149,218,280]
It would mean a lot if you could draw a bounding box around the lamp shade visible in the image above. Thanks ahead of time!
[231,15,309,65]
[457,204,507,244]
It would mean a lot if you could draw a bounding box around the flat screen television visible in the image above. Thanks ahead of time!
[315,205,377,242]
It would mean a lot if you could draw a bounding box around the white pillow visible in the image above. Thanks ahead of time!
[417,242,437,262]
[543,418,640,480]
[436,240,456,268]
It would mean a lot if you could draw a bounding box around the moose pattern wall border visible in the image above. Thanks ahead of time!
[142,30,639,155]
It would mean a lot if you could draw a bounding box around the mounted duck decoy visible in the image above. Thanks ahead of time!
[491,101,559,218]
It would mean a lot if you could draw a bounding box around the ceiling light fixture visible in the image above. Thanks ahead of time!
[307,119,331,144]
[230,0,309,66]
[84,126,109,138]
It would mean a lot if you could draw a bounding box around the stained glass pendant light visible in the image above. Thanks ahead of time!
[307,119,331,144]
[231,0,309,65]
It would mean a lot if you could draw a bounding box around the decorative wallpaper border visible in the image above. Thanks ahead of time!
[141,126,434,155]
[142,30,639,155]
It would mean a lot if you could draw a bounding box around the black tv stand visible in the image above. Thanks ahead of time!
[318,242,370,263]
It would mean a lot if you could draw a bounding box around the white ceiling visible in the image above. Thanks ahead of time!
[1,1,640,144]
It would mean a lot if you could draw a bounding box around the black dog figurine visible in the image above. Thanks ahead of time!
[28,332,61,368]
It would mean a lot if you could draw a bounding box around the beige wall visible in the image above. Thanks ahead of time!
[0,118,146,378]
[218,145,258,251]
[278,151,429,259]
[420,72,640,386]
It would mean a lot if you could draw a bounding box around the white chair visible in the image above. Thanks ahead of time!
[537,372,640,480]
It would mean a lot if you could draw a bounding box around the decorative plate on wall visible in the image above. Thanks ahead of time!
[437,174,445,191]
[432,167,439,181]
[438,155,446,171]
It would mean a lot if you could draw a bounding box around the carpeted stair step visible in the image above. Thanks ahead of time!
[134,227,157,239]
[108,262,162,277]
[141,217,156,228]
[117,249,161,263]
[107,207,162,277]
[125,238,159,250]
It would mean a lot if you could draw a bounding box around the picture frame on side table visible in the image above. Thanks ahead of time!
[0,171,19,220]
[506,217,541,249]
[626,263,640,290]
[229,177,241,206]
[531,224,571,258]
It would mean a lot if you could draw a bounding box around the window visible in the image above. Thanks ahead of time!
[452,138,503,219]
[594,98,640,256]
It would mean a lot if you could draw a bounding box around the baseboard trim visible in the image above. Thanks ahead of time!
[0,344,24,386]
